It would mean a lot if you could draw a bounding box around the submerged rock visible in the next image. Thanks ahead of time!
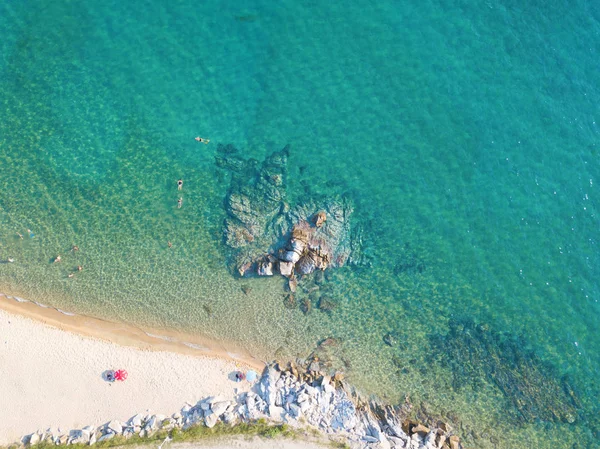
[283,294,297,309]
[287,274,298,293]
[313,210,327,228]
[383,332,398,347]
[318,296,338,314]
[430,318,581,424]
[300,297,312,315]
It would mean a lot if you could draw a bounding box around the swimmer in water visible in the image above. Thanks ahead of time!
[68,273,74,278]
[177,197,183,209]
[168,241,173,248]
[195,136,210,144]
[54,255,61,263]
[177,179,183,191]
[8,258,14,263]
[16,232,23,239]
[77,265,83,271]
[27,229,35,238]
[72,245,79,252]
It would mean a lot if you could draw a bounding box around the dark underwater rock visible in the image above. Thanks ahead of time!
[300,297,312,315]
[314,270,325,285]
[287,274,298,293]
[318,296,338,314]
[283,294,296,309]
[393,242,426,276]
[430,318,580,424]
[383,332,398,347]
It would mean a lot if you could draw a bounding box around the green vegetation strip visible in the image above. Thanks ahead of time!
[4,419,348,449]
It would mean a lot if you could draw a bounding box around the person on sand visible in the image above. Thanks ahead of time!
[54,255,61,263]
[177,197,183,209]
[177,179,183,191]
[195,136,210,144]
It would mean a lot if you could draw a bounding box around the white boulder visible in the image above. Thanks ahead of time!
[28,433,40,445]
[211,401,230,417]
[107,420,123,435]
[205,413,218,428]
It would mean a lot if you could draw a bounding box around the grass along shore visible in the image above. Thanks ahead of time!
[4,420,345,449]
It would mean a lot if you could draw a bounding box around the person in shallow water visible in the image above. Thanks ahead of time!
[235,371,246,382]
[177,197,183,209]
[177,179,183,190]
[195,136,210,144]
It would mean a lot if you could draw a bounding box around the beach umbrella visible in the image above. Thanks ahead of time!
[114,369,128,381]
[246,370,258,382]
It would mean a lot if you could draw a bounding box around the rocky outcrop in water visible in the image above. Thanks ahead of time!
[216,144,366,282]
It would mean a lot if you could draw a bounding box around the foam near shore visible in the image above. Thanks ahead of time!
[0,295,263,445]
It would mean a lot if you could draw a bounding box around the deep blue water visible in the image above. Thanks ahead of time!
[1,1,599,447]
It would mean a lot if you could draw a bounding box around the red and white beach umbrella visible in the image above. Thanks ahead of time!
[114,369,128,381]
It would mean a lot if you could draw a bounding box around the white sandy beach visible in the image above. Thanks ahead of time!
[0,299,266,446]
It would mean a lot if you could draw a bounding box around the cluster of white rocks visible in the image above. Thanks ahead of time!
[19,363,462,449]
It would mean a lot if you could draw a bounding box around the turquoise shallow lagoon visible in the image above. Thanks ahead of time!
[1,1,599,447]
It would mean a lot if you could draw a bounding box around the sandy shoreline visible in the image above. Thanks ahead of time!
[0,293,266,370]
[0,295,266,445]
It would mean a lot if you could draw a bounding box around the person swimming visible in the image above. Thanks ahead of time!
[54,255,61,263]
[16,232,23,239]
[177,197,183,209]
[195,136,210,144]
[177,179,183,191]
[27,229,35,238]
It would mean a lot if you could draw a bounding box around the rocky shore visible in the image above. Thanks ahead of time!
[15,361,463,449]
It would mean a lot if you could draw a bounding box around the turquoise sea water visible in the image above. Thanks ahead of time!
[1,0,599,447]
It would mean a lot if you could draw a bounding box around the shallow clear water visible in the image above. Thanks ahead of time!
[1,0,599,447]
